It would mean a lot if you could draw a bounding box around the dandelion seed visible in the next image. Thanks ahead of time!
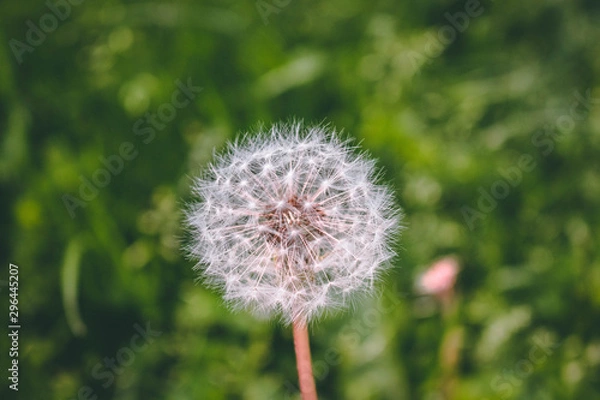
[183,121,403,399]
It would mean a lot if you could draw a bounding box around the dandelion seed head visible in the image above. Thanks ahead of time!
[184,122,403,324]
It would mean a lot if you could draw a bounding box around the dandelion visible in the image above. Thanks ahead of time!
[184,122,402,399]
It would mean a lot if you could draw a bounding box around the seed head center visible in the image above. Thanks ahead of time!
[260,195,324,246]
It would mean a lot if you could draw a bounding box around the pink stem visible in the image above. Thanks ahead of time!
[293,321,318,400]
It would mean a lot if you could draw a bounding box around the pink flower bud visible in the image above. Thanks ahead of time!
[419,256,459,296]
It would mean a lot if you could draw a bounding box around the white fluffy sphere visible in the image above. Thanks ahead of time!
[185,122,402,324]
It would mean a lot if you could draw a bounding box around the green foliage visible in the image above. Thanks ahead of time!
[1,0,599,399]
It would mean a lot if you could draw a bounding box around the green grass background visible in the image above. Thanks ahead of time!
[1,0,599,399]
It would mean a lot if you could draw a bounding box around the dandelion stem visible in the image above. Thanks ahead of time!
[293,321,318,400]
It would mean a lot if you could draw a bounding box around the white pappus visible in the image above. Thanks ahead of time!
[184,122,402,325]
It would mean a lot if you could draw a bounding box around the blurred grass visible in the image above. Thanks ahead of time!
[1,0,600,399]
